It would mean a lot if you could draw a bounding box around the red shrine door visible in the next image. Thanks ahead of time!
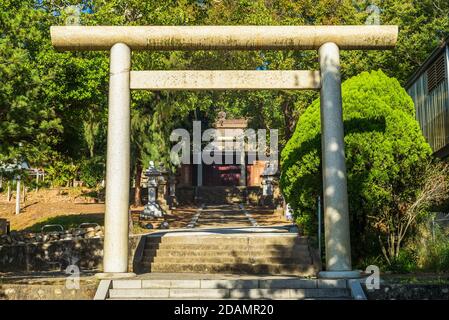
[203,164,242,186]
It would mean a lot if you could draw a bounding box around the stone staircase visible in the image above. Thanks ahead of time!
[138,232,320,276]
[197,186,246,205]
[98,277,351,300]
[94,229,365,300]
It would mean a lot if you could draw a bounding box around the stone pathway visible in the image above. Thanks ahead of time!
[186,204,204,229]
[139,204,290,232]
[192,204,264,229]
[239,204,259,227]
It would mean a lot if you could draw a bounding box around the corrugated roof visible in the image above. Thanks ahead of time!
[405,35,449,89]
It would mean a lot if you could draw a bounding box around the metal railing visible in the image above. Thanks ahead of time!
[317,195,322,258]
[41,224,64,233]
[430,212,449,240]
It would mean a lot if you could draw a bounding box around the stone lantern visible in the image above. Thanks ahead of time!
[157,164,169,209]
[141,161,165,218]
[168,174,178,209]
[260,162,276,206]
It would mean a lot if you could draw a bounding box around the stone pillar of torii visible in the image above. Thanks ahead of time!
[50,25,398,279]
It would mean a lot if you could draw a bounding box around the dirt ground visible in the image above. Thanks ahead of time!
[0,188,106,231]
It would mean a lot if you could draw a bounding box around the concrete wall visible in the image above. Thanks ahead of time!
[364,284,449,300]
[0,284,97,300]
[0,219,9,236]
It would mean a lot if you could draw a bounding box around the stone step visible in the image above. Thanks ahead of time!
[197,211,245,215]
[196,218,249,221]
[108,288,350,299]
[195,218,250,222]
[148,262,317,275]
[109,288,170,299]
[144,243,309,252]
[112,278,347,290]
[150,256,312,265]
[140,233,317,276]
[198,196,244,205]
[145,235,307,246]
[197,212,246,216]
[143,248,311,259]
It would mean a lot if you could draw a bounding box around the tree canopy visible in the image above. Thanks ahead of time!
[1,0,448,188]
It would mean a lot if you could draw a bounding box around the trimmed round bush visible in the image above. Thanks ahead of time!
[280,70,432,260]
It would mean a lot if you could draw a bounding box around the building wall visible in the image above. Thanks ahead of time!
[247,160,266,186]
[407,48,449,156]
[179,164,192,186]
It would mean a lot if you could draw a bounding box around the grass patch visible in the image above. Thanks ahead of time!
[24,214,104,232]
[383,274,449,285]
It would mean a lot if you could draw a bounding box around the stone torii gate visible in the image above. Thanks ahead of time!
[50,25,398,279]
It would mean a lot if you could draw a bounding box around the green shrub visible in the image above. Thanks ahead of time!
[280,70,432,262]
[79,156,105,188]
[389,249,418,273]
[416,225,449,272]
[46,160,78,187]
[422,239,449,272]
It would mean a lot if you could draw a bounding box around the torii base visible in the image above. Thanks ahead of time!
[319,270,361,279]
[95,272,136,280]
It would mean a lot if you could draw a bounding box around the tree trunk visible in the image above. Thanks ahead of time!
[134,156,143,207]
[7,182,11,202]
[281,97,296,141]
[128,209,134,235]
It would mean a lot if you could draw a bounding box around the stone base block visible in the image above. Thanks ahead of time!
[319,270,361,279]
[95,272,136,280]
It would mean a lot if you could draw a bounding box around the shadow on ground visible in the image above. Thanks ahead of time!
[24,213,104,232]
